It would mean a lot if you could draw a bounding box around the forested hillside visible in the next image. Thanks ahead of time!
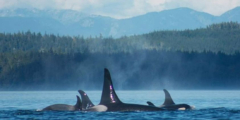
[1,22,240,54]
[0,22,240,90]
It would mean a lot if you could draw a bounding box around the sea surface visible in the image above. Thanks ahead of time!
[0,90,240,119]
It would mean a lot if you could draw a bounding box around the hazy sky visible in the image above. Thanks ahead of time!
[0,0,240,19]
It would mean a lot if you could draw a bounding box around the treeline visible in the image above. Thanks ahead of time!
[1,22,240,54]
[1,22,240,90]
[1,50,240,90]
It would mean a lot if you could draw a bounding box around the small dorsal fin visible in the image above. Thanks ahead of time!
[75,95,82,110]
[78,90,95,109]
[147,101,156,106]
[162,89,175,106]
[99,68,122,104]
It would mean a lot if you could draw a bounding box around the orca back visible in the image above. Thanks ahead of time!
[147,101,156,106]
[78,90,95,109]
[41,95,82,111]
[98,68,164,111]
[75,95,82,110]
[99,68,122,104]
[162,89,175,106]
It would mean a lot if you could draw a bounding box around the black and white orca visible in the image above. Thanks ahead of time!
[78,90,107,112]
[78,90,95,110]
[93,68,165,112]
[147,89,194,110]
[39,95,82,111]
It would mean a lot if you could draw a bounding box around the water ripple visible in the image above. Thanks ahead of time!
[0,108,240,120]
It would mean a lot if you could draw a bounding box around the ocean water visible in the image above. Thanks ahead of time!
[0,90,240,119]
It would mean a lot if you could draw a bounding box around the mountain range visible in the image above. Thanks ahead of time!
[0,7,240,37]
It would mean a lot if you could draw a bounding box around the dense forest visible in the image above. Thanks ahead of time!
[0,22,240,90]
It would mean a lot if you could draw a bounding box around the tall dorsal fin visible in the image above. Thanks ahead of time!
[100,68,122,104]
[147,101,156,106]
[162,89,175,106]
[78,90,95,109]
[75,95,82,110]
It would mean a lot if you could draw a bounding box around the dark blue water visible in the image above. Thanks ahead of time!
[1,91,240,119]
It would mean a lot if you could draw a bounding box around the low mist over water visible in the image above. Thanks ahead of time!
[1,50,240,90]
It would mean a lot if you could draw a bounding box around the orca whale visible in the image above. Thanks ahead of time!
[40,95,82,111]
[78,90,109,112]
[96,68,165,112]
[147,101,155,106]
[78,90,95,110]
[147,89,194,110]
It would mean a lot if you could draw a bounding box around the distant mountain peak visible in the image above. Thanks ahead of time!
[221,6,240,16]
[0,7,240,37]
[219,6,240,22]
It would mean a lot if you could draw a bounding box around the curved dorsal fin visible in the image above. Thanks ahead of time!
[75,95,82,110]
[100,68,122,104]
[162,89,175,106]
[78,90,95,109]
[147,101,156,106]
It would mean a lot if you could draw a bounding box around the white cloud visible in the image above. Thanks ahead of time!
[0,0,240,18]
[199,0,240,15]
[160,0,240,16]
[0,0,16,9]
